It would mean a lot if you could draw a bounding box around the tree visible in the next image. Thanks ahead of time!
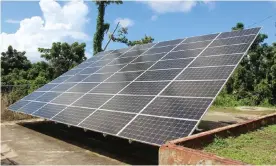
[111,27,154,46]
[218,22,276,106]
[38,42,86,78]
[27,61,53,81]
[1,45,31,76]
[93,0,122,55]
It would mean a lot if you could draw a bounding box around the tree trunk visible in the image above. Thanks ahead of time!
[93,2,105,55]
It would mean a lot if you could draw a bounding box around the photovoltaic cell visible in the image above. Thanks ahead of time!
[62,69,82,76]
[96,64,125,73]
[75,62,91,69]
[9,100,30,111]
[163,49,202,60]
[137,69,182,81]
[36,92,61,102]
[162,81,225,97]
[112,47,131,54]
[68,83,99,93]
[52,107,96,125]
[8,27,261,146]
[154,39,184,47]
[108,57,137,65]
[145,45,175,55]
[83,73,113,82]
[142,97,212,119]
[183,34,218,43]
[101,53,121,60]
[119,115,197,145]
[134,43,155,50]
[65,75,88,82]
[92,59,113,67]
[79,67,101,75]
[36,83,58,91]
[151,58,193,70]
[72,94,112,108]
[19,102,46,114]
[79,110,135,134]
[50,76,71,83]
[132,53,166,63]
[90,82,129,94]
[51,83,76,92]
[190,54,243,67]
[120,62,155,72]
[22,92,45,100]
[101,95,154,113]
[51,92,83,105]
[120,81,169,95]
[201,43,250,56]
[210,35,255,47]
[217,27,260,39]
[33,104,66,119]
[173,40,210,51]
[120,49,147,58]
[106,71,144,82]
[177,66,235,80]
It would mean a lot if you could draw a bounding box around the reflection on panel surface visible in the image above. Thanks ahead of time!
[177,66,234,80]
[52,107,96,125]
[79,110,135,135]
[19,102,46,114]
[137,69,182,81]
[119,115,197,145]
[143,97,212,119]
[33,104,66,119]
[120,81,169,95]
[101,95,154,113]
[190,54,243,67]
[162,80,225,97]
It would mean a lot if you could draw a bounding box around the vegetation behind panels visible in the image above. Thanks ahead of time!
[1,21,276,107]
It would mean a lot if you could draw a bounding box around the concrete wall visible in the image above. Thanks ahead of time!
[159,113,276,165]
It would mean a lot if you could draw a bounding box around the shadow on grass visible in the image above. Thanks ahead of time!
[18,120,158,165]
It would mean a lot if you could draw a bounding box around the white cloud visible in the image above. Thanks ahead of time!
[151,15,158,21]
[0,0,89,62]
[114,18,134,28]
[143,1,214,14]
[5,19,20,24]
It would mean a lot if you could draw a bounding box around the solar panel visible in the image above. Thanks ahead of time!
[8,27,261,146]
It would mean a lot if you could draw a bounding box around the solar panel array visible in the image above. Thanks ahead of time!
[9,27,261,146]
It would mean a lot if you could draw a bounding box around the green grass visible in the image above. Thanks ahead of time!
[204,124,276,165]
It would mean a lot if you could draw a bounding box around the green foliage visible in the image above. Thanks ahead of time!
[111,27,154,46]
[38,42,86,78]
[1,42,86,104]
[215,23,276,107]
[93,0,122,55]
[1,45,31,76]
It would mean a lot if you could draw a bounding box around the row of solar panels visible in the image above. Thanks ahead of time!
[9,27,260,145]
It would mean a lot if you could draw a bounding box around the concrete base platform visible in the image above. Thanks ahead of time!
[1,120,158,165]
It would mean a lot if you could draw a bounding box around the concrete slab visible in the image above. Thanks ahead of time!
[1,121,125,165]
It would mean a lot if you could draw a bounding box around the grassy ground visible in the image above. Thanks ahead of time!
[204,124,276,165]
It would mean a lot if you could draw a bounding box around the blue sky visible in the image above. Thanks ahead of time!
[1,1,276,62]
